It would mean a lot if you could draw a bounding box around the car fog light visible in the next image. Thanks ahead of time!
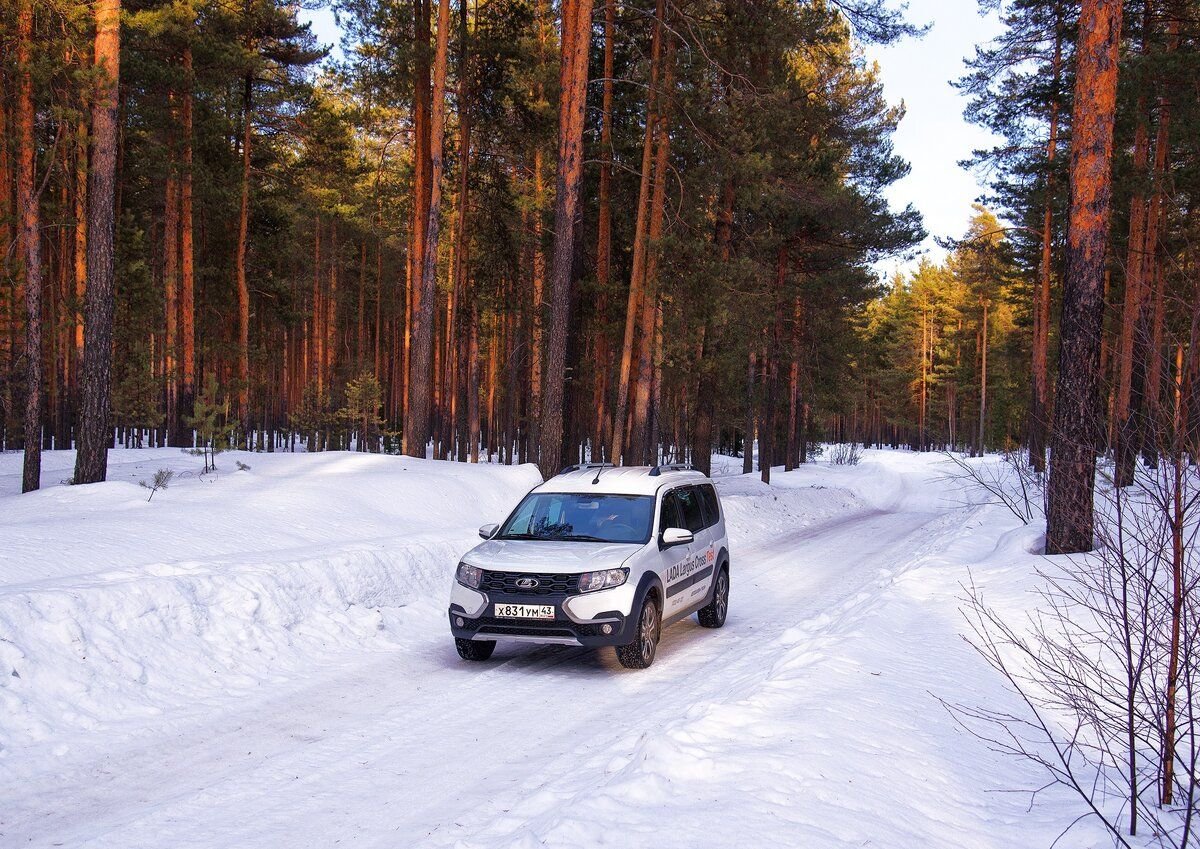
[602,624,613,635]
[456,617,465,627]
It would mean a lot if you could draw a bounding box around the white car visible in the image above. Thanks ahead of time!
[448,463,730,669]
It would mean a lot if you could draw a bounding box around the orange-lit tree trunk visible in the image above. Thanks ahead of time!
[593,0,615,455]
[164,164,179,446]
[312,217,323,394]
[0,78,11,449]
[16,0,43,491]
[405,0,451,458]
[1137,16,1177,473]
[178,44,196,446]
[451,0,472,461]
[405,0,432,441]
[75,0,121,485]
[327,220,339,389]
[630,27,674,466]
[1045,0,1124,554]
[1114,2,1154,487]
[72,115,88,443]
[537,0,595,478]
[235,71,253,443]
[610,0,664,466]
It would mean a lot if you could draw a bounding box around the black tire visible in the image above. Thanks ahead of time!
[455,637,496,661]
[616,595,660,669]
[697,567,729,629]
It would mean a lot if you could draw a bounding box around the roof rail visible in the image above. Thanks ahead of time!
[648,463,694,477]
[557,462,616,475]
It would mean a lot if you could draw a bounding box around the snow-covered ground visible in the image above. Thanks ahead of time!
[0,447,1119,847]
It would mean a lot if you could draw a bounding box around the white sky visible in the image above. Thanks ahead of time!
[863,0,1005,275]
[300,0,1004,278]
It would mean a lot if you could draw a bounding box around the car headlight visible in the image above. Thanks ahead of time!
[456,561,483,589]
[578,568,628,593]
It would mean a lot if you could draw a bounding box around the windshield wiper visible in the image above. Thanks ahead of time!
[558,534,613,542]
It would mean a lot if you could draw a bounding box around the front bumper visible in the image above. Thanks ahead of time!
[448,588,635,647]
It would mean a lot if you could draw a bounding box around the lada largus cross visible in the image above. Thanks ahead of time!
[448,463,730,669]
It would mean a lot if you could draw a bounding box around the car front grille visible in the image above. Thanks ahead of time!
[480,570,581,596]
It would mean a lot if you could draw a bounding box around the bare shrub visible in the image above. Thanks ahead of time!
[943,449,1045,525]
[949,449,1200,847]
[829,441,862,466]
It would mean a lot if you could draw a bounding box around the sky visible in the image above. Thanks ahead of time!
[299,0,1004,279]
[862,0,1005,276]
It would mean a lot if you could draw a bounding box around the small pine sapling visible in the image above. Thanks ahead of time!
[140,468,175,501]
[184,374,228,473]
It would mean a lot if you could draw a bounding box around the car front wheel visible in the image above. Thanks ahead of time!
[616,595,660,669]
[455,637,496,661]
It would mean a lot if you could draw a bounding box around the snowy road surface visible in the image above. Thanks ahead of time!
[1,450,1105,847]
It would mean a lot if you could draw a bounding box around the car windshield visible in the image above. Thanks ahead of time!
[497,493,655,544]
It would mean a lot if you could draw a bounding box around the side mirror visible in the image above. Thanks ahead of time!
[660,527,694,549]
[479,523,500,540]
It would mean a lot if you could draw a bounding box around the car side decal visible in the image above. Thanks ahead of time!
[665,564,714,599]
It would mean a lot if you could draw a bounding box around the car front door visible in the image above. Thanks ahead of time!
[656,489,695,617]
[664,485,713,615]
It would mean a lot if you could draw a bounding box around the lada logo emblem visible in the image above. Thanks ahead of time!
[515,577,539,589]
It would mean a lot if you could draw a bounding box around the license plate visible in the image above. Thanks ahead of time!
[494,603,555,620]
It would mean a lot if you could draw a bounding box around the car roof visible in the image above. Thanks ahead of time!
[533,465,710,497]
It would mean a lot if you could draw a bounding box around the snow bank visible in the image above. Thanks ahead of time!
[0,450,540,753]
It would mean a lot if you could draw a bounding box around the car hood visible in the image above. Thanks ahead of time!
[465,539,642,573]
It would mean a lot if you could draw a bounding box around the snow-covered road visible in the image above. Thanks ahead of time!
[1,450,1102,848]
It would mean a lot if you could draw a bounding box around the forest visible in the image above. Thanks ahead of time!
[0,0,1198,546]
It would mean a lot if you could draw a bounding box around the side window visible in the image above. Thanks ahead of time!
[676,487,706,534]
[659,491,682,533]
[699,484,720,528]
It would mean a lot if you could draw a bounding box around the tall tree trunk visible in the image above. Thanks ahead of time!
[592,0,615,456]
[164,165,179,447]
[0,77,11,450]
[1137,16,1177,472]
[72,116,88,446]
[405,0,432,439]
[610,0,664,466]
[537,0,595,478]
[405,0,451,458]
[1045,0,1124,555]
[75,0,121,485]
[1114,1,1154,487]
[17,0,42,491]
[452,0,472,462]
[1029,7,1063,474]
[630,28,674,466]
[178,44,196,446]
[312,217,323,393]
[761,253,786,484]
[690,177,735,477]
[978,298,989,454]
[743,348,756,475]
[235,72,253,442]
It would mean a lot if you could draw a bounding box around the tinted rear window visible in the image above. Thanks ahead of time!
[699,484,719,526]
[676,487,706,533]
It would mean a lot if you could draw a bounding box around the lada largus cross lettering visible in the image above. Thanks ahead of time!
[448,464,731,669]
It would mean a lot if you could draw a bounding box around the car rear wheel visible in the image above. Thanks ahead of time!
[616,595,660,669]
[697,567,729,628]
[455,637,496,661]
